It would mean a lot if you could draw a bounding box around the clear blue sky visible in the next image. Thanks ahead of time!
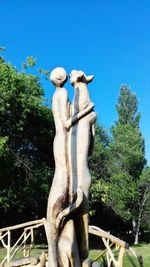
[0,0,150,163]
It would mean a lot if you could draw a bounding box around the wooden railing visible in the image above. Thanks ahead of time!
[0,218,47,265]
[89,225,143,267]
[0,219,143,267]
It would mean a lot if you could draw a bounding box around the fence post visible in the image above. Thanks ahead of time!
[7,230,11,262]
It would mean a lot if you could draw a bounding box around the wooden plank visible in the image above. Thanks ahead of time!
[89,226,129,249]
[3,256,39,267]
[7,231,11,262]
[0,219,46,233]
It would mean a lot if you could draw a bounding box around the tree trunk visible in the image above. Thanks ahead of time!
[134,225,140,245]
[132,186,149,245]
[132,219,139,245]
[132,184,149,245]
[133,214,142,245]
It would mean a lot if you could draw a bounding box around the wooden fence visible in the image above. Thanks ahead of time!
[0,219,47,265]
[0,219,143,267]
[89,225,143,267]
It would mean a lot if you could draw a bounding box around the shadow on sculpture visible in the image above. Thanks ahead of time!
[47,67,96,267]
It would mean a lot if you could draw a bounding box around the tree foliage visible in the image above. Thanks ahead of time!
[110,124,145,179]
[116,85,140,127]
[136,167,150,230]
[107,85,147,243]
[0,53,55,226]
[89,125,110,216]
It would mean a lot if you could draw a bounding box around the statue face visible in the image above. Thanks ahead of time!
[70,70,94,85]
[70,70,84,85]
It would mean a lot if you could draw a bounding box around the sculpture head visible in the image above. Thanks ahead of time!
[70,70,94,86]
[50,67,68,87]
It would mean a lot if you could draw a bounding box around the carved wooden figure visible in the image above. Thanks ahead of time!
[47,67,96,267]
[68,70,96,266]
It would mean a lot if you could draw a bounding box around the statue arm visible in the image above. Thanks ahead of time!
[65,102,95,130]
[59,90,94,130]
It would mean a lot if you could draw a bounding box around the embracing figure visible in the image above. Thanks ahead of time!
[47,67,96,267]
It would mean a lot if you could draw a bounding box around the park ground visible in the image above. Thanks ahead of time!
[0,243,150,267]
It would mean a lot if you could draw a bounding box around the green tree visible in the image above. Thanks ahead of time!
[116,85,140,127]
[107,85,146,244]
[0,52,55,226]
[89,124,110,217]
[133,167,150,244]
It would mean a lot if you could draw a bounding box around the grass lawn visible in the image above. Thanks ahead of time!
[0,243,150,266]
[89,243,150,267]
[0,244,48,262]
